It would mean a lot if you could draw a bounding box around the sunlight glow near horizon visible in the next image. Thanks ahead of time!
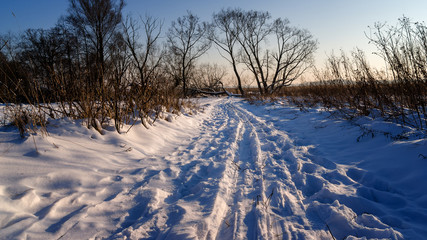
[1,0,427,82]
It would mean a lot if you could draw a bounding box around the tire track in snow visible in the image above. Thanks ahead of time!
[110,99,246,239]
[1,98,410,239]
[225,102,271,240]
[110,98,329,239]
[222,101,325,239]
[213,101,265,240]
[108,98,404,240]
[234,100,405,240]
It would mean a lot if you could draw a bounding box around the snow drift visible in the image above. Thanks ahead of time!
[0,98,426,239]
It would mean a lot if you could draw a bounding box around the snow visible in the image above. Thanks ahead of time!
[0,97,426,239]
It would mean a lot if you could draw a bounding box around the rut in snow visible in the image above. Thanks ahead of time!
[108,99,403,240]
[1,98,415,240]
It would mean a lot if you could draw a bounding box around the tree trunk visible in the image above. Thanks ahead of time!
[232,58,244,95]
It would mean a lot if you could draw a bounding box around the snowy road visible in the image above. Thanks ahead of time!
[1,98,426,239]
[111,99,331,239]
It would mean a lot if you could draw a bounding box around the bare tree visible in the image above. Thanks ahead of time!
[123,14,166,125]
[123,15,163,93]
[236,10,271,94]
[0,34,31,103]
[212,8,245,95]
[268,18,317,93]
[107,32,129,132]
[213,9,317,94]
[367,17,427,81]
[67,0,125,89]
[191,63,226,91]
[167,11,211,96]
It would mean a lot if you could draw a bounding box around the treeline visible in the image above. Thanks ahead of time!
[0,0,317,134]
[281,17,427,130]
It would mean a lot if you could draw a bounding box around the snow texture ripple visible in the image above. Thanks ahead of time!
[0,98,426,239]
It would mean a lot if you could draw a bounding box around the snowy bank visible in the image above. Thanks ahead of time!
[0,97,426,239]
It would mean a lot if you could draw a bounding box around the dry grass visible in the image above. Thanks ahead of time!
[280,79,426,129]
[0,60,187,137]
[245,17,427,130]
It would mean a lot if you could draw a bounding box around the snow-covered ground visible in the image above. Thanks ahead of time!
[0,97,426,239]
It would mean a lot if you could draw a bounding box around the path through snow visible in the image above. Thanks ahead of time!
[0,98,426,239]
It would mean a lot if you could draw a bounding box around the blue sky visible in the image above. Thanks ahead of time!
[1,0,427,72]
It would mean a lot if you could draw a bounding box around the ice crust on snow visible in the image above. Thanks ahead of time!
[0,98,426,239]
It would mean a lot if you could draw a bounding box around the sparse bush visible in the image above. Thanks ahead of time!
[280,49,426,129]
[0,1,190,137]
[247,18,426,130]
[190,63,226,92]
